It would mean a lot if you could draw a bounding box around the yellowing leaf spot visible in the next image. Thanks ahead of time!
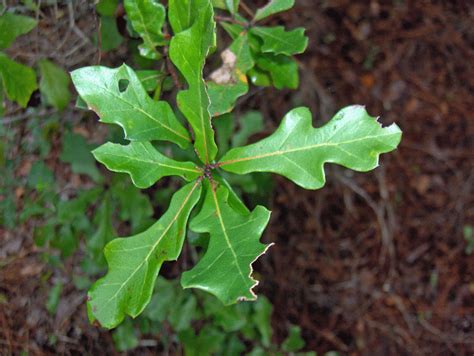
[236,69,247,84]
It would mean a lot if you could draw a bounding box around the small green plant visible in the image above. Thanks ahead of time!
[72,0,402,329]
[110,276,317,354]
[0,9,71,112]
[0,10,38,108]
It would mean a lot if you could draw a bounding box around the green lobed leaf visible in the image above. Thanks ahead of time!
[254,0,295,22]
[38,59,71,111]
[182,182,271,305]
[220,22,244,40]
[87,181,202,328]
[225,0,240,14]
[93,141,202,188]
[124,0,166,60]
[168,0,203,33]
[99,16,123,52]
[219,106,402,189]
[211,0,227,9]
[96,0,119,16]
[243,26,300,90]
[207,32,254,116]
[248,67,272,87]
[169,0,218,163]
[255,53,299,89]
[0,12,37,49]
[214,174,250,215]
[252,295,273,347]
[0,53,37,107]
[251,26,308,56]
[211,0,239,14]
[168,0,193,34]
[71,64,191,148]
[282,325,305,352]
[221,21,300,90]
[135,69,166,92]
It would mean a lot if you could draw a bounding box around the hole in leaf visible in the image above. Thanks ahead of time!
[118,79,130,93]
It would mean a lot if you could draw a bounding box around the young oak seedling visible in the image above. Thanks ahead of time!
[72,0,402,329]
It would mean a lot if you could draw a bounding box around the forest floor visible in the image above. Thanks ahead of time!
[1,0,473,355]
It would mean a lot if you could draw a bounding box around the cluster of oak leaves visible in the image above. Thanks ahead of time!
[70,0,402,329]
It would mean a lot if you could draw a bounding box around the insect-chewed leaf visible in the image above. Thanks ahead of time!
[219,106,402,190]
[87,181,202,329]
[254,0,295,22]
[71,64,191,148]
[124,0,167,59]
[207,32,254,116]
[181,182,271,305]
[251,26,308,56]
[93,141,202,188]
[169,0,218,163]
[0,53,37,107]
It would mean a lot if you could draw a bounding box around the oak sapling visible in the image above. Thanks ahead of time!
[72,0,402,328]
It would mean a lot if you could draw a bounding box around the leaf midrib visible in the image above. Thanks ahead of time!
[98,151,201,174]
[174,36,212,163]
[100,181,200,308]
[253,27,303,52]
[82,79,191,142]
[133,1,160,52]
[220,131,400,166]
[211,187,248,285]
